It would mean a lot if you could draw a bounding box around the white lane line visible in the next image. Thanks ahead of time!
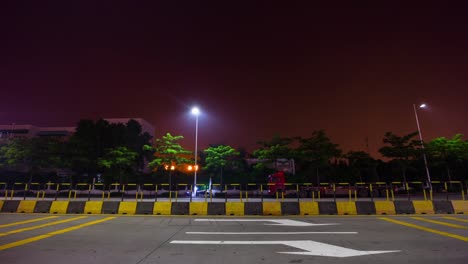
[186,231,357,235]
[194,219,338,226]
[170,240,399,257]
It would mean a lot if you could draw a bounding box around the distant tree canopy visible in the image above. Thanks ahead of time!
[204,144,240,185]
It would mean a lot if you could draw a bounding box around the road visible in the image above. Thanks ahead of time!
[0,214,467,264]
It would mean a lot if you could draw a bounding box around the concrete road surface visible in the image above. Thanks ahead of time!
[0,214,467,264]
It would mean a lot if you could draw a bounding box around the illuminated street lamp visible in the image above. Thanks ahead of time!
[413,103,432,191]
[191,106,200,196]
[165,164,175,191]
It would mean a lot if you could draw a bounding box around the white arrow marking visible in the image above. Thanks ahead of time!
[186,231,357,235]
[170,240,399,258]
[194,219,337,226]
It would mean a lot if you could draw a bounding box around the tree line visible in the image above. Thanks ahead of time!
[1,119,467,186]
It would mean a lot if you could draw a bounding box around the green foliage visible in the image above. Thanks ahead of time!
[144,133,192,170]
[98,146,138,183]
[203,145,240,185]
[297,130,342,167]
[427,134,468,181]
[253,135,295,170]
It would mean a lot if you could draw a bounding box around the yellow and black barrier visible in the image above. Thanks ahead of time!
[1,200,467,215]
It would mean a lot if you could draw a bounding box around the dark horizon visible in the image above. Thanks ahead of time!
[1,2,467,157]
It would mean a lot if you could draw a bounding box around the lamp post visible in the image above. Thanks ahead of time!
[413,103,432,192]
[191,107,200,196]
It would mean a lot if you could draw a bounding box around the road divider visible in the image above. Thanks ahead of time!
[0,200,467,215]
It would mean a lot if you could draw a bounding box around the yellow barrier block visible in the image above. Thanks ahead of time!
[154,202,172,215]
[118,202,137,215]
[375,201,396,215]
[226,202,244,216]
[451,200,468,214]
[263,202,281,216]
[299,201,319,215]
[50,201,69,214]
[336,201,357,215]
[84,201,103,214]
[412,201,434,214]
[190,202,208,215]
[17,200,37,213]
[0,200,4,211]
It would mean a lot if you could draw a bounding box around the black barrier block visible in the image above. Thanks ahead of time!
[67,201,86,214]
[136,202,154,215]
[318,201,338,215]
[356,201,376,215]
[433,200,454,214]
[34,201,52,213]
[171,202,189,215]
[207,202,226,215]
[394,200,415,214]
[244,202,263,215]
[1,200,20,213]
[281,202,300,215]
[102,201,120,214]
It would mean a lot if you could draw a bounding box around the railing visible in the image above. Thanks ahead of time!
[0,181,465,202]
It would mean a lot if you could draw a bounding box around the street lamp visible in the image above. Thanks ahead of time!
[191,106,200,196]
[413,103,432,192]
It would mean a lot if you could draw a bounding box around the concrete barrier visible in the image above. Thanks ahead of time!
[244,202,263,215]
[67,201,86,214]
[1,200,20,213]
[84,201,103,214]
[355,201,376,215]
[154,202,172,215]
[374,201,396,215]
[50,201,69,214]
[412,201,435,214]
[299,201,319,215]
[207,202,225,215]
[394,200,415,214]
[0,200,3,211]
[190,202,208,215]
[17,200,37,213]
[262,202,281,216]
[336,201,357,215]
[102,201,120,214]
[118,202,137,215]
[34,201,52,213]
[226,202,244,216]
[318,201,338,215]
[451,200,468,214]
[171,202,189,215]
[136,202,154,215]
[432,200,454,214]
[281,202,300,215]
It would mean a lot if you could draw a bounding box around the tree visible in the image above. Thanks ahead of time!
[0,137,64,182]
[378,131,420,185]
[204,145,240,185]
[143,133,192,185]
[345,151,379,183]
[296,130,342,183]
[253,135,296,172]
[98,147,138,184]
[427,134,468,182]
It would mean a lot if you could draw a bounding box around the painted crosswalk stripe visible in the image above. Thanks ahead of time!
[0,216,87,237]
[186,231,357,235]
[380,217,468,242]
[0,216,59,228]
[0,217,115,251]
[411,217,468,229]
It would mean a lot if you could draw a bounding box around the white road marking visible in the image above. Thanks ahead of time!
[170,240,399,257]
[186,231,357,235]
[194,219,338,226]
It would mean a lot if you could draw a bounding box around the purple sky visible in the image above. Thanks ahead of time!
[1,2,467,157]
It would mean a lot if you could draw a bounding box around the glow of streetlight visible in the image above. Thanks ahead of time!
[413,103,432,192]
[191,107,200,116]
[419,103,427,108]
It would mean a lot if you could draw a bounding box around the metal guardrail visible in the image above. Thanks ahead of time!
[0,181,465,202]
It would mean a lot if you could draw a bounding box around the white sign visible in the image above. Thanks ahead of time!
[170,240,399,258]
[194,219,337,227]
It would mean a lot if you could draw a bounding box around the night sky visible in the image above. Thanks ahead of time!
[1,2,467,157]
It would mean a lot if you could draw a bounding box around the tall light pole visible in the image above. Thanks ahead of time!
[191,106,200,196]
[413,103,432,192]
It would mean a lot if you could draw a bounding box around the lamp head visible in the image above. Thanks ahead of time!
[419,103,427,108]
[191,107,200,116]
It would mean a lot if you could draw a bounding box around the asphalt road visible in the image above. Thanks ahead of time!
[0,214,467,264]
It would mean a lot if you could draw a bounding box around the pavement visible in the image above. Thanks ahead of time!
[0,214,467,264]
